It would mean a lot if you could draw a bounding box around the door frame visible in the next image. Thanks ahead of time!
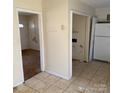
[69,10,91,79]
[16,8,45,80]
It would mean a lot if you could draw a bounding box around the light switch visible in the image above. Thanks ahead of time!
[61,25,64,30]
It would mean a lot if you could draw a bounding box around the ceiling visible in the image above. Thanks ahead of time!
[80,0,110,8]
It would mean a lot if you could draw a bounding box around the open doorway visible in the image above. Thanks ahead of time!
[72,14,87,62]
[17,10,44,81]
[69,11,91,78]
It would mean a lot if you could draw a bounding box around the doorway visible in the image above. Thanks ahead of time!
[72,14,87,62]
[17,9,44,81]
[69,11,91,78]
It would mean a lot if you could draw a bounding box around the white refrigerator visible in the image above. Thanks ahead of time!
[93,23,110,62]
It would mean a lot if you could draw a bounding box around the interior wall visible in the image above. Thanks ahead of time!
[95,7,110,21]
[42,0,69,78]
[19,14,40,50]
[69,0,95,16]
[13,0,42,87]
[19,15,29,50]
[72,14,87,61]
[42,0,94,79]
[28,15,40,50]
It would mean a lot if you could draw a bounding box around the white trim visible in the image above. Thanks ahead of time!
[71,9,90,17]
[68,11,73,79]
[17,8,41,15]
[69,10,91,79]
[38,12,45,71]
[45,70,70,80]
[13,82,24,88]
[16,11,25,84]
[16,8,45,81]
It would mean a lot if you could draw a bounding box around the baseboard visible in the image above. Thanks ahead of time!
[72,59,88,63]
[45,70,70,80]
[93,59,110,63]
[13,81,24,88]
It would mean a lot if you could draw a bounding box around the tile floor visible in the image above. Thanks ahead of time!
[14,61,110,93]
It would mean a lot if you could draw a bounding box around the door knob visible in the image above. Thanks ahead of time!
[80,45,83,48]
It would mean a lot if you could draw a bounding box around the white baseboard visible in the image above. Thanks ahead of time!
[13,81,24,88]
[45,70,70,80]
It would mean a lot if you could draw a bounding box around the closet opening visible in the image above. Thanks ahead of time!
[69,11,91,78]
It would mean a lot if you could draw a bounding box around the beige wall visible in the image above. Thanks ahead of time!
[13,0,42,87]
[72,14,87,61]
[42,0,69,78]
[95,7,110,21]
[42,0,94,78]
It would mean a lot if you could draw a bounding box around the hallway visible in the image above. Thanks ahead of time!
[14,61,110,93]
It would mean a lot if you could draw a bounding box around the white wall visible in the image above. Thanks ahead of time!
[19,15,40,50]
[13,0,42,87]
[95,7,110,21]
[28,15,40,50]
[19,15,29,50]
[72,14,87,61]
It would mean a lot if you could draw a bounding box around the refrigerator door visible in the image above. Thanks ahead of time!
[95,23,110,36]
[93,37,110,61]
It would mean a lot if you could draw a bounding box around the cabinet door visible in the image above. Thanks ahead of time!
[93,37,110,61]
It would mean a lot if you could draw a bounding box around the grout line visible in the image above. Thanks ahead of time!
[15,62,109,93]
[62,63,90,92]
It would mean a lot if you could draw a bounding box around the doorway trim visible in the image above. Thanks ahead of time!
[69,10,91,79]
[16,8,45,80]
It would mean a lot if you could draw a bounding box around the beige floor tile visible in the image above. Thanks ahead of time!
[25,77,41,87]
[16,84,29,92]
[13,88,22,93]
[44,86,63,93]
[44,74,60,85]
[73,77,90,88]
[64,90,83,93]
[16,84,38,93]
[14,61,109,93]
[34,72,50,81]
[65,83,85,93]
[53,79,71,90]
[31,80,49,91]
[79,73,94,80]
[84,87,104,93]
